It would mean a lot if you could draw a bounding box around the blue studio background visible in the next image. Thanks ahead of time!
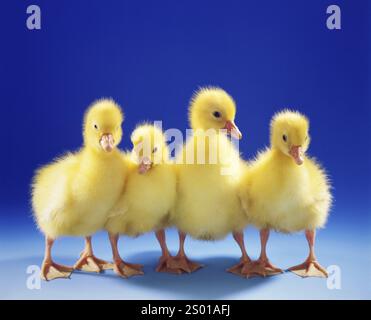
[1,0,370,299]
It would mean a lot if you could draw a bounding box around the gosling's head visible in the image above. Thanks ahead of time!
[270,110,310,165]
[188,87,242,139]
[83,99,124,153]
[131,124,168,174]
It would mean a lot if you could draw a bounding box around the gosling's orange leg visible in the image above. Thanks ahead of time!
[106,233,144,278]
[168,231,203,273]
[73,236,109,273]
[155,229,182,274]
[250,229,283,277]
[227,231,256,278]
[41,236,73,281]
[289,230,328,278]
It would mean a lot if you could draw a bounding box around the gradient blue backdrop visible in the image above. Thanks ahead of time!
[0,0,370,299]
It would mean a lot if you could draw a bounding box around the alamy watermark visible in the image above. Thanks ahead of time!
[326,5,341,30]
[25,4,342,31]
[326,265,342,290]
[131,121,241,176]
[26,265,42,290]
[26,5,41,30]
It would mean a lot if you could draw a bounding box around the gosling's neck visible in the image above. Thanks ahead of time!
[83,145,120,161]
[271,147,301,169]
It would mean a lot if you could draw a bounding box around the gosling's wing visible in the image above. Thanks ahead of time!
[32,152,79,224]
[306,156,333,216]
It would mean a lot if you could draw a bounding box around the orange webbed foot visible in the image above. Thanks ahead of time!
[41,260,73,281]
[107,259,144,278]
[227,258,258,278]
[156,255,183,274]
[248,258,284,277]
[289,259,328,278]
[167,254,203,274]
[73,253,109,273]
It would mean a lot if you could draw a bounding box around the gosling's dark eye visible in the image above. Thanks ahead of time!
[94,124,99,130]
[213,111,221,118]
[282,134,287,142]
[152,147,158,154]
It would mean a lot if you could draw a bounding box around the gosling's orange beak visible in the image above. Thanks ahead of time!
[223,120,242,140]
[138,156,153,174]
[100,133,114,152]
[289,145,304,165]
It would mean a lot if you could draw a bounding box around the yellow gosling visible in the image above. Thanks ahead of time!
[32,99,127,280]
[173,87,249,274]
[239,110,332,278]
[105,124,178,277]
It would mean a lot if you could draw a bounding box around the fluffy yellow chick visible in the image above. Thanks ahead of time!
[105,124,178,277]
[32,99,127,280]
[172,87,250,274]
[239,110,332,278]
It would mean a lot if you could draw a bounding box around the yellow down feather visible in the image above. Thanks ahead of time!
[32,99,127,238]
[174,88,248,241]
[105,124,176,237]
[240,110,332,233]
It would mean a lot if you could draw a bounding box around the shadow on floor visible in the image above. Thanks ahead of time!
[1,251,279,299]
[75,251,278,299]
